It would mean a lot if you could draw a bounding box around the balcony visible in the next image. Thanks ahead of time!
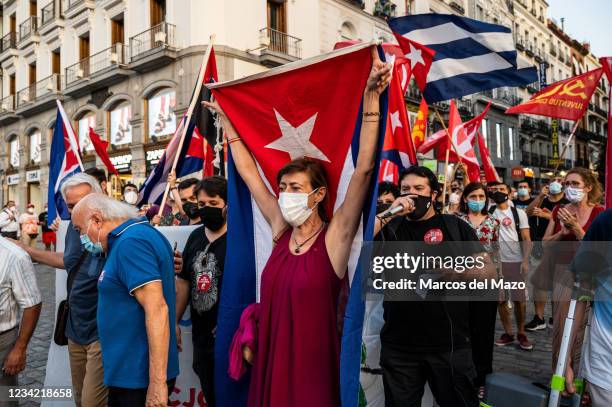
[64,43,130,96]
[344,0,365,9]
[0,95,20,125]
[449,1,465,14]
[405,84,422,102]
[525,44,534,57]
[40,0,64,35]
[538,16,545,23]
[15,74,63,114]
[515,37,525,51]
[258,27,302,67]
[550,46,557,57]
[19,16,39,44]
[373,0,397,20]
[0,31,17,60]
[63,0,94,19]
[129,22,177,72]
[456,98,472,116]
[530,8,537,17]
[593,105,607,118]
[526,82,539,94]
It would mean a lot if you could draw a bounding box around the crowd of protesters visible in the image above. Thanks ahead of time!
[0,55,610,407]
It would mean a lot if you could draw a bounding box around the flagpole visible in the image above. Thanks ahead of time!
[157,34,216,217]
[441,148,450,214]
[433,106,464,164]
[553,121,580,173]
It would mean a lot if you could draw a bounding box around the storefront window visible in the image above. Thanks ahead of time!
[148,89,176,137]
[29,131,42,163]
[78,114,96,152]
[9,137,20,168]
[110,104,132,146]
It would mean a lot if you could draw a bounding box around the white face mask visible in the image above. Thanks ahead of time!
[449,192,460,205]
[278,189,319,227]
[565,186,585,203]
[124,191,138,205]
[27,208,34,214]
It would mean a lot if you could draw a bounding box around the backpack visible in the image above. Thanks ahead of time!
[488,205,523,242]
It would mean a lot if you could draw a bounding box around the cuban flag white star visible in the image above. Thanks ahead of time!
[405,43,424,70]
[390,111,402,133]
[265,109,330,162]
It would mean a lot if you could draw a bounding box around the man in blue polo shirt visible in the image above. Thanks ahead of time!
[72,193,178,407]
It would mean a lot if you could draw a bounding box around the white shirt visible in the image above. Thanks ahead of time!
[0,237,42,332]
[493,205,529,263]
[0,208,19,233]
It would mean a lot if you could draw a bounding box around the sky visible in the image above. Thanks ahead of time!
[547,0,612,58]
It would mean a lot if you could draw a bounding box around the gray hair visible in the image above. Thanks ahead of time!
[73,193,140,222]
[60,173,103,200]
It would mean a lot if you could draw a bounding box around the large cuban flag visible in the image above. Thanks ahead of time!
[208,42,388,407]
[47,100,83,226]
[389,14,538,103]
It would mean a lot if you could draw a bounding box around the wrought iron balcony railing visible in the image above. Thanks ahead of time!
[0,31,17,53]
[41,0,63,27]
[16,74,62,107]
[19,16,38,42]
[129,22,176,60]
[65,43,127,86]
[260,27,302,59]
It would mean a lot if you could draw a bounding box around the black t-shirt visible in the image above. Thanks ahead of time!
[530,196,569,241]
[178,226,227,343]
[38,211,52,233]
[513,198,536,239]
[379,214,482,352]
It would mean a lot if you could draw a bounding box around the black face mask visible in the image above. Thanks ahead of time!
[491,191,508,204]
[406,194,433,220]
[198,206,226,231]
[376,202,392,214]
[182,202,200,220]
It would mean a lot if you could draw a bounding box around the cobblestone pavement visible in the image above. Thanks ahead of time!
[18,264,557,406]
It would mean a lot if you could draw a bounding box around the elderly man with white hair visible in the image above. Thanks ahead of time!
[71,193,179,407]
[19,172,108,407]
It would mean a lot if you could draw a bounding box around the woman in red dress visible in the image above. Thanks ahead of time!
[205,47,391,407]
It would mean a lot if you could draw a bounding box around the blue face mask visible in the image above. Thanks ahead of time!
[80,222,103,255]
[467,200,486,213]
[549,181,562,195]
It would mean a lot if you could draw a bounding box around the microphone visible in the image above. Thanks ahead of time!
[379,204,404,219]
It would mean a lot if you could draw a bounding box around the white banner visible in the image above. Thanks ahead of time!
[42,223,204,406]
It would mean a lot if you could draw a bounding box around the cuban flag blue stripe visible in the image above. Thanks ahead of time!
[389,14,537,103]
[340,46,389,407]
[214,149,257,407]
[380,150,405,168]
[425,66,537,104]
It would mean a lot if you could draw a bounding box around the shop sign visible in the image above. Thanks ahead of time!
[110,154,133,174]
[26,170,40,182]
[7,174,20,185]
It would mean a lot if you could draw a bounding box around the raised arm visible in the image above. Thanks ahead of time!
[203,100,286,237]
[525,186,547,216]
[326,46,392,277]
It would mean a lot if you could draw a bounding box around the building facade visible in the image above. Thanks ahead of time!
[0,0,405,209]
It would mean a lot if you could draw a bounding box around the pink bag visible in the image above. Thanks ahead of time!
[228,303,260,381]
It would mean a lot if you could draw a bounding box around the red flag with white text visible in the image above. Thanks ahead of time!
[506,69,603,121]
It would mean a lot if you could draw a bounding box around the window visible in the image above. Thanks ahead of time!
[476,5,483,21]
[111,15,125,45]
[148,89,177,137]
[481,118,488,147]
[9,137,20,167]
[508,127,514,161]
[495,123,502,158]
[9,74,15,96]
[340,22,357,41]
[51,50,60,75]
[29,131,41,163]
[150,0,166,27]
[109,104,132,146]
[78,114,96,152]
[267,0,287,33]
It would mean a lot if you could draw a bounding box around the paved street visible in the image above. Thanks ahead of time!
[18,264,555,406]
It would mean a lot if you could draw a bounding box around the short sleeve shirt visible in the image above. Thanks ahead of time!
[492,207,529,263]
[97,218,179,388]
